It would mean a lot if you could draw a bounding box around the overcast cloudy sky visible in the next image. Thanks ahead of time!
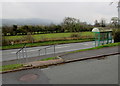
[2,1,118,24]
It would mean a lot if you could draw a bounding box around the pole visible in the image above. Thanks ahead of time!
[54,45,55,54]
[16,53,19,64]
[38,49,41,56]
[45,48,46,55]
[24,46,28,63]
[22,48,24,58]
[118,1,120,26]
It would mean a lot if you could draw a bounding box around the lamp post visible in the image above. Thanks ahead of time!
[118,0,120,25]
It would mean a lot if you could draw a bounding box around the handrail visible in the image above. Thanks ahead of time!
[16,43,26,54]
[38,45,56,56]
[38,45,53,51]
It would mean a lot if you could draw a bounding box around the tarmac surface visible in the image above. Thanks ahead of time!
[60,46,119,61]
[2,54,118,84]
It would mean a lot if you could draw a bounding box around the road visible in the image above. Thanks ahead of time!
[2,41,94,61]
[2,54,118,84]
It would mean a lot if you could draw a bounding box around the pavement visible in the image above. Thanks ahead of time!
[24,46,119,67]
[24,58,64,67]
[2,52,64,65]
[60,46,119,61]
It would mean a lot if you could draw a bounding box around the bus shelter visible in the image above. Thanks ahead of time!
[92,27,112,47]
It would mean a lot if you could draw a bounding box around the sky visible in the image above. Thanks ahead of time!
[1,0,118,24]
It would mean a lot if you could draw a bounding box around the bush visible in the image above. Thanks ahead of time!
[2,37,10,46]
[24,32,35,43]
[70,33,81,38]
[113,29,120,43]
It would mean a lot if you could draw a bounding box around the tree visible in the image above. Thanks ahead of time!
[13,25,17,35]
[100,18,106,27]
[111,17,119,27]
[2,25,13,36]
[61,17,80,32]
[94,20,100,27]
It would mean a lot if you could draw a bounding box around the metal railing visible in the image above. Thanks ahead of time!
[38,45,56,56]
[16,43,27,63]
[15,44,56,63]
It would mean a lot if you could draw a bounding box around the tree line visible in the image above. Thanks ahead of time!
[2,17,119,36]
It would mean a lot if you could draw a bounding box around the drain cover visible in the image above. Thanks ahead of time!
[19,74,38,82]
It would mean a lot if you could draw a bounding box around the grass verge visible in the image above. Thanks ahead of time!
[0,57,58,72]
[65,42,120,54]
[2,38,94,50]
[0,64,23,72]
[40,57,58,61]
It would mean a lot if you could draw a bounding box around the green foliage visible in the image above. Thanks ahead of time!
[0,64,23,72]
[70,33,81,38]
[40,57,57,61]
[2,37,11,46]
[5,32,94,41]
[2,32,94,47]
[24,32,35,43]
[2,17,94,36]
[61,17,93,32]
[113,29,120,42]
[2,38,94,50]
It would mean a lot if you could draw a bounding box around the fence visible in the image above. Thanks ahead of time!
[38,45,55,56]
[16,43,27,63]
[16,44,56,63]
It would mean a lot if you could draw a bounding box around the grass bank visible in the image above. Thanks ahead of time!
[2,38,94,50]
[40,57,57,61]
[0,57,58,72]
[0,64,23,72]
[66,42,120,54]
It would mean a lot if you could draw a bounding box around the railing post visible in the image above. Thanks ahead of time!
[16,53,19,64]
[54,45,55,54]
[19,51,21,59]
[45,48,46,55]
[38,49,41,56]
[24,46,28,63]
[22,48,24,58]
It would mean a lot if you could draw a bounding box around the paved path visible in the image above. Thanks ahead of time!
[2,52,64,65]
[60,46,119,61]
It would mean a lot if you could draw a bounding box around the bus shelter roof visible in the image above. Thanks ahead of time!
[92,27,112,33]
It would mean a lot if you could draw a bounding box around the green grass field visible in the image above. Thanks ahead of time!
[2,32,94,49]
[2,38,94,50]
[4,32,94,41]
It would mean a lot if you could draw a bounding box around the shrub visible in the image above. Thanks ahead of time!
[40,35,47,42]
[2,37,10,46]
[24,32,35,43]
[70,33,81,38]
[113,29,120,43]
